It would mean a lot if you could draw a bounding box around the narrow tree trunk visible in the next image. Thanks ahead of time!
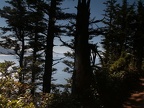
[43,0,56,93]
[19,35,25,83]
[17,0,25,83]
[31,30,38,95]
[18,33,25,94]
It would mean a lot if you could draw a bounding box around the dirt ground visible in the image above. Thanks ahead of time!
[123,78,144,108]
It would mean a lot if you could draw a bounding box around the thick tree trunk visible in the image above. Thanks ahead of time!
[135,43,143,73]
[43,0,56,93]
[72,0,92,104]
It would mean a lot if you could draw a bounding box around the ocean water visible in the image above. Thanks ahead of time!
[0,54,99,92]
[0,55,17,62]
[0,54,71,85]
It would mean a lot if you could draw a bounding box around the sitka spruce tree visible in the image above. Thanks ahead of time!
[43,0,74,93]
[102,0,136,66]
[24,0,46,95]
[99,0,143,107]
[42,0,56,93]
[133,0,144,73]
[101,0,118,66]
[0,0,28,83]
[0,0,45,95]
[72,0,93,107]
[0,0,144,107]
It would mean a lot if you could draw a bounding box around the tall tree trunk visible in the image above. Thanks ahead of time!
[18,33,25,94]
[43,0,56,93]
[135,39,143,73]
[17,0,25,83]
[72,0,92,105]
[19,33,25,83]
[31,30,38,95]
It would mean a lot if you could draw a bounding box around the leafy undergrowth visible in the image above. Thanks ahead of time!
[95,69,141,108]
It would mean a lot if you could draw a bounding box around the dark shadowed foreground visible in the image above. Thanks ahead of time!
[123,78,144,108]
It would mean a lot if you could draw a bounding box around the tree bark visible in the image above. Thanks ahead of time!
[43,0,56,93]
[72,0,92,102]
[31,28,38,95]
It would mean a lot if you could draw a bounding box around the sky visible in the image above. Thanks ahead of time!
[0,0,139,28]
[0,0,140,85]
[57,0,138,53]
[0,0,139,53]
